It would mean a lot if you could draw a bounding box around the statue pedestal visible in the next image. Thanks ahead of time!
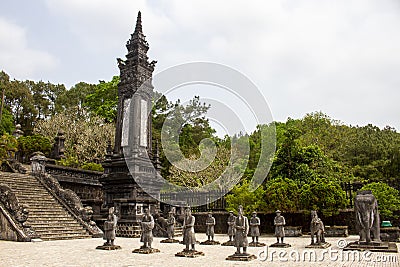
[132,247,160,254]
[226,252,257,261]
[200,240,220,245]
[269,242,290,248]
[160,238,180,243]
[343,241,398,253]
[175,249,205,258]
[249,241,266,247]
[96,245,122,250]
[305,242,331,249]
[221,240,235,246]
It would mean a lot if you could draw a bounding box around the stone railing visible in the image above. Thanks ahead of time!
[0,184,39,241]
[45,164,102,186]
[33,171,103,238]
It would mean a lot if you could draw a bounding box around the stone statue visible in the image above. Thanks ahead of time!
[250,211,260,243]
[234,205,249,254]
[310,210,325,245]
[183,207,196,251]
[103,207,117,246]
[342,191,398,253]
[226,205,256,261]
[354,190,381,244]
[166,211,175,240]
[222,211,236,246]
[133,208,160,253]
[227,211,236,241]
[306,210,330,248]
[206,212,216,241]
[140,208,155,248]
[201,212,220,245]
[96,207,121,250]
[274,210,285,243]
[248,211,265,247]
[175,207,204,257]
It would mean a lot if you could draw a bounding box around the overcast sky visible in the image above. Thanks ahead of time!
[0,0,399,132]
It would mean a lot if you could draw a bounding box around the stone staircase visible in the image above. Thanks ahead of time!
[0,172,91,240]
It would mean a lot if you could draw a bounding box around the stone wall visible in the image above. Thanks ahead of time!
[0,210,18,241]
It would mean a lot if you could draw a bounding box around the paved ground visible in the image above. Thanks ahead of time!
[0,234,398,267]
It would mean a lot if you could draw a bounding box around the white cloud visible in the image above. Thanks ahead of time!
[0,17,57,79]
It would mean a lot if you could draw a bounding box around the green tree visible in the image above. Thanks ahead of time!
[360,182,400,218]
[225,180,267,216]
[17,135,52,161]
[84,76,118,122]
[264,177,300,212]
[55,82,95,115]
[0,133,18,160]
[299,177,348,216]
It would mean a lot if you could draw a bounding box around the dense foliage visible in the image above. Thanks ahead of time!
[360,182,400,218]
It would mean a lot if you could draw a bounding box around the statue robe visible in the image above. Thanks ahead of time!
[234,215,249,248]
[183,215,196,245]
[140,214,154,244]
[206,216,216,236]
[250,216,260,237]
[274,215,285,237]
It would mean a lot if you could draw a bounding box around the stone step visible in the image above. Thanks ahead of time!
[0,172,93,240]
[34,228,88,234]
[24,206,66,210]
[40,235,91,241]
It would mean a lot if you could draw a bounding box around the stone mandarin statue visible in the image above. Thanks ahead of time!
[166,211,175,240]
[226,205,256,261]
[96,207,121,250]
[175,207,204,257]
[206,212,216,241]
[140,208,155,249]
[183,207,196,251]
[227,211,236,241]
[249,211,261,244]
[234,205,249,255]
[274,210,285,243]
[133,208,160,253]
[103,207,117,246]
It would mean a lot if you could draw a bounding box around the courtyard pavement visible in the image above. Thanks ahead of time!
[0,234,398,267]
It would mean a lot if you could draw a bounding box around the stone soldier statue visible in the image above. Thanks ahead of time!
[227,211,236,241]
[249,211,261,243]
[183,207,196,251]
[234,205,249,254]
[140,208,155,248]
[103,207,117,246]
[166,211,175,240]
[206,212,216,241]
[274,210,285,243]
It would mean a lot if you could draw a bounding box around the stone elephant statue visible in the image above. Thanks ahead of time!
[354,190,380,243]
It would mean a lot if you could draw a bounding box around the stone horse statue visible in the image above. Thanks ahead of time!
[310,210,325,245]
